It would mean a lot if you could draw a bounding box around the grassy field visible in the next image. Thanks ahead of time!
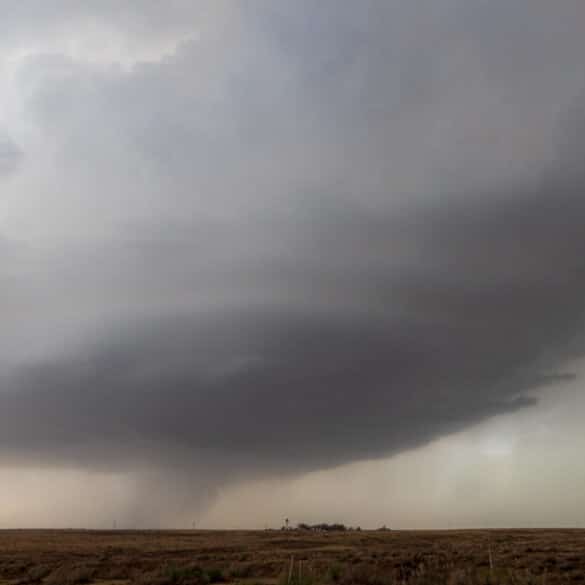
[0,529,584,585]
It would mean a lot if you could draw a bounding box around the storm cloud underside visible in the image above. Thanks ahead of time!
[1,1,585,520]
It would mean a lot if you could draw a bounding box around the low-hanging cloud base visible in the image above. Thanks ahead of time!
[1,0,585,524]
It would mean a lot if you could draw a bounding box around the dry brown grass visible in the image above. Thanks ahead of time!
[0,529,584,585]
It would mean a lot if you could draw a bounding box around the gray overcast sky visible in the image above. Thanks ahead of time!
[1,0,585,528]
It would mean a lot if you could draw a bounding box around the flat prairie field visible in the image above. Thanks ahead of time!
[0,529,584,585]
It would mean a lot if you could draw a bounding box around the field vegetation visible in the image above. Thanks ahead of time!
[0,529,584,585]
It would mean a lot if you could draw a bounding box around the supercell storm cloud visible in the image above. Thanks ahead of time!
[0,0,585,522]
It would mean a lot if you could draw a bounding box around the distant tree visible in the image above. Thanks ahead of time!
[294,522,347,532]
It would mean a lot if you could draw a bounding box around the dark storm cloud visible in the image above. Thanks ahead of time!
[1,152,585,476]
[1,0,585,487]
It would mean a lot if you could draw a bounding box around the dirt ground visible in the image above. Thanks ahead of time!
[0,529,584,585]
